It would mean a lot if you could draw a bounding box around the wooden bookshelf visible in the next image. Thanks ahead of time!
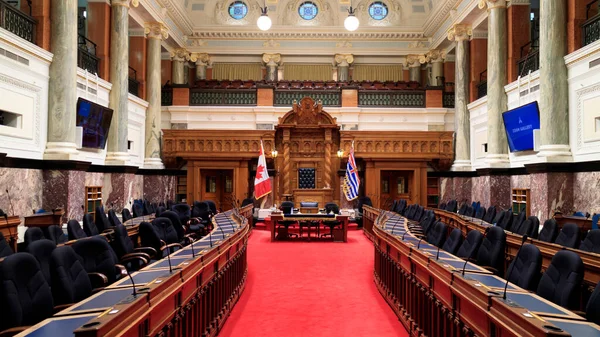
[511,188,530,216]
[86,186,102,220]
[426,177,439,208]
[176,176,187,203]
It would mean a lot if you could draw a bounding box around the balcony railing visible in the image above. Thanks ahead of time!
[77,34,99,75]
[477,70,487,99]
[358,90,425,108]
[162,87,173,106]
[517,39,539,76]
[443,92,455,108]
[0,0,36,44]
[583,0,600,46]
[274,89,341,106]
[128,66,140,97]
[190,88,257,106]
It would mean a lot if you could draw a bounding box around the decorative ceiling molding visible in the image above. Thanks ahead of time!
[508,0,530,5]
[155,0,194,35]
[472,29,488,39]
[188,31,425,41]
[428,0,485,52]
[423,0,462,37]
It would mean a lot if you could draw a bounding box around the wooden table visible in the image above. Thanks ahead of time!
[0,215,20,252]
[23,209,63,228]
[371,210,589,337]
[268,213,349,242]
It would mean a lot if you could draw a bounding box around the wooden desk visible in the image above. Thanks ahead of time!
[554,213,592,236]
[269,213,349,242]
[0,215,20,252]
[24,209,64,228]
[371,209,589,337]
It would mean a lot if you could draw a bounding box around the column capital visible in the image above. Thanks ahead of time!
[170,48,190,62]
[334,54,354,66]
[144,22,169,40]
[507,0,530,6]
[406,54,427,67]
[425,50,446,63]
[262,53,281,66]
[478,0,507,9]
[111,0,139,8]
[447,24,473,41]
[191,53,210,65]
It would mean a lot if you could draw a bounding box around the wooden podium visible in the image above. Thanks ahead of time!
[24,209,64,228]
[0,215,20,252]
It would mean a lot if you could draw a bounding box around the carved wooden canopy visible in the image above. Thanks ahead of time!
[277,97,338,128]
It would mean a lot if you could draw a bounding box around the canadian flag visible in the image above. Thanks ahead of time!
[254,140,272,199]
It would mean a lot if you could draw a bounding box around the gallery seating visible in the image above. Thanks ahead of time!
[426,221,447,248]
[536,250,584,310]
[121,208,133,222]
[505,243,542,291]
[49,246,94,305]
[26,239,56,284]
[455,230,483,260]
[555,223,581,248]
[83,213,100,237]
[0,232,13,258]
[538,218,559,243]
[580,229,600,253]
[72,236,124,287]
[107,209,122,227]
[475,226,506,276]
[67,219,87,240]
[441,228,463,255]
[482,206,496,223]
[46,224,68,244]
[24,227,45,248]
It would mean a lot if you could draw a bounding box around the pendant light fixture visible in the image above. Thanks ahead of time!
[257,1,272,31]
[344,1,359,31]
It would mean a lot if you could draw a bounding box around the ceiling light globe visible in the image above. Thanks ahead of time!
[257,15,272,31]
[344,15,359,32]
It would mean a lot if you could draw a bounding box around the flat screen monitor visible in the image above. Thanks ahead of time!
[502,101,540,152]
[76,98,113,149]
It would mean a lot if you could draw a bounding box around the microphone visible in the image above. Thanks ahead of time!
[217,224,226,240]
[6,189,15,216]
[161,224,175,274]
[0,209,14,249]
[435,245,441,260]
[401,232,409,241]
[416,237,424,249]
[208,231,213,247]
[189,236,196,257]
[460,241,479,276]
[502,235,528,300]
[120,267,138,297]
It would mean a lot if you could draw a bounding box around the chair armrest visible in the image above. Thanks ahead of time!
[53,303,74,313]
[115,264,127,278]
[122,252,151,261]
[91,287,106,294]
[481,266,499,274]
[120,255,149,269]
[571,310,586,316]
[88,272,108,287]
[160,243,184,253]
[102,229,115,235]
[0,326,30,337]
[413,233,425,239]
[134,247,157,257]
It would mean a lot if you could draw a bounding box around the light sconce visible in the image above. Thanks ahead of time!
[337,149,344,158]
[271,150,278,158]
[257,6,272,31]
[344,3,359,32]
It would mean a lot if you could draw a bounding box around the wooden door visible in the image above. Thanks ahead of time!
[200,169,234,211]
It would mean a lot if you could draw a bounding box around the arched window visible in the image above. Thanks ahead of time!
[228,1,248,20]
[369,2,388,20]
[298,1,318,20]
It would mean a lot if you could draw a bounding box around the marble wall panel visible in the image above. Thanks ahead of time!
[489,176,511,210]
[471,176,490,206]
[510,174,531,190]
[42,170,85,222]
[0,168,43,218]
[440,177,453,202]
[143,175,176,203]
[85,172,104,187]
[573,172,600,215]
[452,177,472,204]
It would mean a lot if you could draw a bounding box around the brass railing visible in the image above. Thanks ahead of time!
[0,0,36,44]
[583,0,600,46]
[77,34,99,75]
[190,88,257,106]
[358,90,425,108]
[274,89,341,106]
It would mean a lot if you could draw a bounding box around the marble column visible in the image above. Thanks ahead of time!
[44,0,78,160]
[481,0,509,167]
[406,55,425,83]
[193,53,210,80]
[335,54,353,82]
[427,50,446,86]
[106,0,138,165]
[448,25,473,171]
[537,0,572,161]
[262,53,281,82]
[171,48,188,85]
[144,23,169,169]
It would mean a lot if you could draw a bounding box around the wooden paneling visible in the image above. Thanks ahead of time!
[426,89,443,108]
[172,87,190,106]
[257,87,273,106]
[341,89,358,107]
[129,36,147,99]
[161,59,172,85]
[87,2,111,81]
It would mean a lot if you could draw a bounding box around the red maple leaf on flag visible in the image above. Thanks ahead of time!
[256,164,265,180]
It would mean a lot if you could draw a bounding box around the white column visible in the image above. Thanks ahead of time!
[335,54,353,82]
[262,53,281,82]
[448,25,473,171]
[537,0,572,161]
[406,55,426,83]
[106,0,139,165]
[171,48,188,85]
[144,23,168,169]
[193,53,210,80]
[481,0,510,167]
[44,0,78,160]
[427,50,446,86]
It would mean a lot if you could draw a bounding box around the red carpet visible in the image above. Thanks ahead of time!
[220,230,408,337]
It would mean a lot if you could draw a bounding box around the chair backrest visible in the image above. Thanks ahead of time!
[438,202,447,210]
[160,210,186,242]
[413,205,424,221]
[513,210,527,234]
[25,239,57,284]
[281,201,294,215]
[458,203,468,215]
[396,199,407,214]
[497,210,513,231]
[72,236,119,284]
[83,213,99,237]
[132,203,144,218]
[593,213,600,230]
[143,200,153,215]
[445,200,457,212]
[492,210,505,225]
[325,203,340,214]
[515,218,533,237]
[67,220,87,241]
[536,250,584,309]
[95,207,112,232]
[580,229,600,254]
[406,205,417,219]
[205,200,217,214]
[121,208,133,222]
[111,224,135,258]
[45,225,67,245]
[586,281,600,325]
[358,197,373,214]
[192,201,211,219]
[152,217,180,245]
[107,209,121,227]
[155,206,166,218]
[0,232,13,258]
[555,223,581,248]
[241,198,254,207]
[476,226,507,276]
[482,206,496,223]
[0,253,54,330]
[539,219,559,243]
[139,222,162,258]
[464,206,475,217]
[456,230,484,260]
[420,211,436,235]
[442,228,463,254]
[506,244,542,291]
[172,204,192,225]
[474,206,486,220]
[50,246,93,305]
[528,216,540,239]
[24,227,45,247]
[427,221,447,248]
